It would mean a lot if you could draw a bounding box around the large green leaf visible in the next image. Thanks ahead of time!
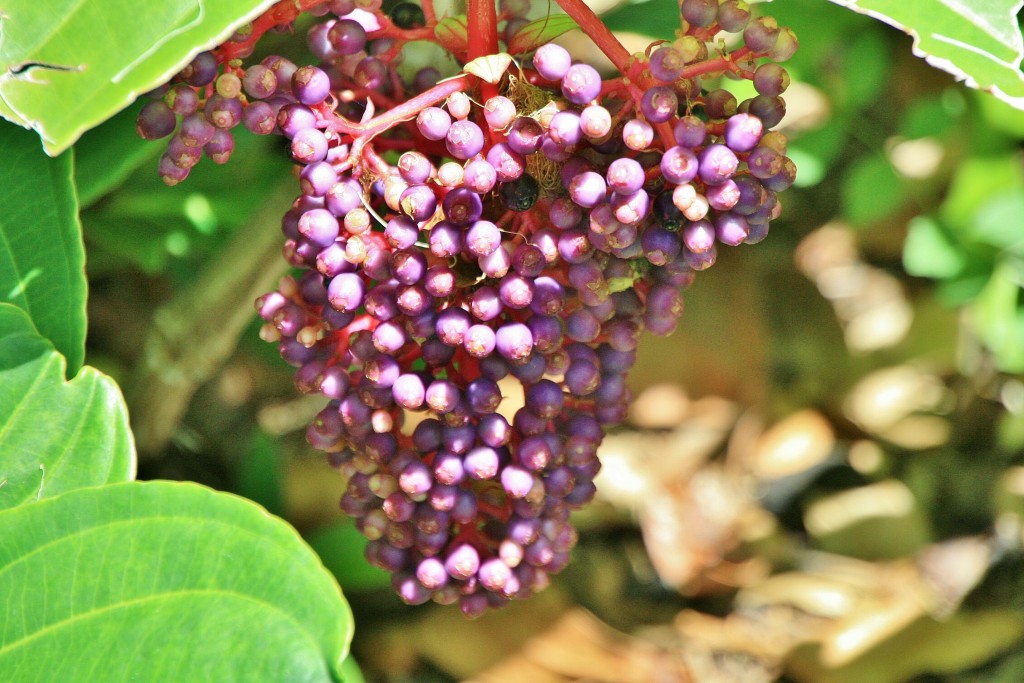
[0,0,276,155]
[0,122,86,375]
[0,480,353,682]
[829,0,1024,110]
[0,304,134,512]
[340,655,367,683]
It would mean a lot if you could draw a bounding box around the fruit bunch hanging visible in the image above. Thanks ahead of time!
[137,0,797,616]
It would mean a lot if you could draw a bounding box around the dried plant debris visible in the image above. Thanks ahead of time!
[470,608,693,683]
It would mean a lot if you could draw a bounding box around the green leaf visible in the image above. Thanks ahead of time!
[899,95,961,140]
[974,89,1024,138]
[73,105,161,209]
[903,216,968,279]
[0,122,86,375]
[969,190,1024,252]
[841,154,906,227]
[0,480,353,683]
[236,431,285,519]
[507,15,580,55]
[936,269,991,306]
[340,655,366,683]
[80,129,286,275]
[0,304,134,512]
[434,16,468,54]
[787,120,846,188]
[768,0,862,82]
[601,0,678,40]
[0,0,277,155]
[306,521,392,592]
[972,259,1024,373]
[838,27,891,110]
[940,156,1024,230]
[829,0,1024,110]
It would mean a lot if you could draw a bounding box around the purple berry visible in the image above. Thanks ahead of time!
[561,63,602,105]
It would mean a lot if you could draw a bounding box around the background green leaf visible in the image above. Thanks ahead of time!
[940,156,1024,230]
[306,521,392,593]
[829,0,1024,110]
[0,122,86,376]
[972,260,1024,373]
[73,106,161,209]
[903,216,967,279]
[0,480,353,682]
[0,303,134,511]
[507,15,580,55]
[600,0,677,39]
[80,129,286,276]
[0,0,276,155]
[841,155,907,227]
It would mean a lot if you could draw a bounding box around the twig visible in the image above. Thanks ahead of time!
[127,178,298,455]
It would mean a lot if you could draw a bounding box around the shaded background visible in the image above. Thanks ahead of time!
[77,0,1024,680]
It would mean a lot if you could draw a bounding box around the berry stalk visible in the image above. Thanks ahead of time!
[467,0,501,102]
[323,75,468,139]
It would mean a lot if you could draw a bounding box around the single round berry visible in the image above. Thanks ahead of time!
[500,174,540,211]
[390,1,426,28]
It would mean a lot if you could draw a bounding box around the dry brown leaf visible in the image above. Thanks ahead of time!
[674,610,788,683]
[408,588,571,679]
[640,464,756,592]
[470,608,692,683]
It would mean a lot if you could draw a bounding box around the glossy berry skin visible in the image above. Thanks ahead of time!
[328,19,367,54]
[446,120,485,159]
[533,43,572,81]
[417,107,452,141]
[724,113,763,152]
[292,65,331,105]
[640,86,677,123]
[137,102,177,140]
[561,64,602,105]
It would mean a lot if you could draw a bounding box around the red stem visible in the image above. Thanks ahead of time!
[680,47,756,79]
[467,0,500,102]
[554,0,639,83]
[323,76,468,138]
[369,22,435,45]
[421,0,438,24]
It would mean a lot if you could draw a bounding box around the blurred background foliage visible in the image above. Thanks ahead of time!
[76,0,1024,681]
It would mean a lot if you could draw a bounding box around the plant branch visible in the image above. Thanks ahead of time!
[127,179,298,455]
[553,0,638,83]
[323,75,468,138]
[467,0,500,101]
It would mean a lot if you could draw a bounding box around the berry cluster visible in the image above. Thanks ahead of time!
[138,0,796,615]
